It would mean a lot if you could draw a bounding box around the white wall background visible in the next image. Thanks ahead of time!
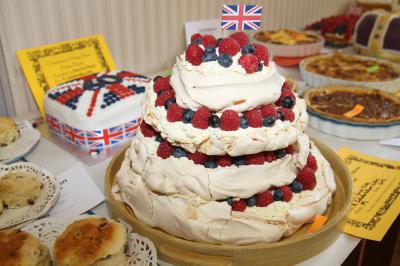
[0,0,351,116]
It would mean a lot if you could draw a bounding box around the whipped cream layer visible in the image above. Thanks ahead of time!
[126,133,309,201]
[170,53,285,112]
[144,89,309,156]
[116,143,336,245]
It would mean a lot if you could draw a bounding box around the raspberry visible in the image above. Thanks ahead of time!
[216,155,232,167]
[286,145,295,155]
[239,54,259,74]
[282,81,293,92]
[201,35,217,48]
[278,107,295,122]
[185,44,204,66]
[232,199,247,212]
[253,44,269,65]
[229,32,249,47]
[245,153,265,165]
[157,141,173,159]
[244,109,263,127]
[167,103,184,122]
[187,151,207,165]
[155,90,175,107]
[192,107,211,129]
[140,122,157,137]
[220,110,240,131]
[256,191,273,207]
[191,33,202,42]
[218,38,240,56]
[260,104,278,119]
[307,154,318,172]
[276,89,296,106]
[264,151,276,163]
[278,186,293,202]
[297,167,317,190]
[153,76,171,94]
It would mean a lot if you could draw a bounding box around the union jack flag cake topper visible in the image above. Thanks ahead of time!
[221,4,262,31]
[44,70,150,153]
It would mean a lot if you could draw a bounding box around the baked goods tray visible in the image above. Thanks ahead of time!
[104,140,352,266]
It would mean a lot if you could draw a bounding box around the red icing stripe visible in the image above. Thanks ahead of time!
[86,90,100,117]
[107,83,134,99]
[56,87,84,104]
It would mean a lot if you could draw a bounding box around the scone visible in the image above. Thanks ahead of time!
[54,217,127,266]
[0,229,51,266]
[0,117,19,147]
[0,172,43,208]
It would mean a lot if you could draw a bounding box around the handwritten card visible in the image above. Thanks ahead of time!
[17,35,116,116]
[184,19,222,45]
[49,162,104,219]
[337,147,400,241]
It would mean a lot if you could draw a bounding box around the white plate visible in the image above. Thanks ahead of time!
[0,162,60,229]
[22,216,158,266]
[0,121,41,164]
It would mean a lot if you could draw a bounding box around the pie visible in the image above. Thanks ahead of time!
[304,85,400,124]
[254,29,319,45]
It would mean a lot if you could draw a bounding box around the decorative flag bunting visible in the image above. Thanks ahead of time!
[221,4,262,31]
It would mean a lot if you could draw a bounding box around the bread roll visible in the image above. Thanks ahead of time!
[0,117,19,147]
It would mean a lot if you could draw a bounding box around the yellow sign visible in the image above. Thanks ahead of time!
[337,147,400,241]
[17,35,116,116]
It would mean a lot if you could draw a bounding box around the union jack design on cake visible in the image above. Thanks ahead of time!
[221,4,262,31]
[86,125,125,149]
[124,118,141,139]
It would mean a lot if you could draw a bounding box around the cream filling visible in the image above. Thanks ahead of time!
[144,90,309,156]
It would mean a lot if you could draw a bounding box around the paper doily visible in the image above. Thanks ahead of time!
[0,162,60,229]
[23,216,158,265]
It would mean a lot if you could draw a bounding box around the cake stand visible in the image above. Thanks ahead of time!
[104,139,352,265]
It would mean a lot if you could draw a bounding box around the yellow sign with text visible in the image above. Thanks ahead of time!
[337,147,400,241]
[17,35,116,116]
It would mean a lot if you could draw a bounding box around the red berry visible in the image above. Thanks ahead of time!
[186,44,204,66]
[192,107,211,129]
[253,44,269,65]
[286,145,295,155]
[297,167,317,190]
[282,81,292,92]
[155,90,175,107]
[157,141,173,159]
[278,107,295,122]
[140,122,157,137]
[201,35,217,48]
[216,155,232,167]
[256,191,273,207]
[218,38,240,56]
[279,186,293,202]
[245,153,265,165]
[239,54,259,74]
[229,32,249,47]
[187,151,207,165]
[167,103,184,122]
[220,110,240,131]
[232,199,247,212]
[191,33,202,42]
[263,151,276,163]
[153,76,171,94]
[260,104,278,119]
[244,109,263,127]
[307,154,318,172]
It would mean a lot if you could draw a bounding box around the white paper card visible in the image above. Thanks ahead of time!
[380,138,400,147]
[49,162,105,219]
[184,19,222,45]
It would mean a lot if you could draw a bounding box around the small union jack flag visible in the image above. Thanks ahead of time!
[221,4,262,31]
[87,125,124,148]
[124,118,141,139]
[46,115,62,135]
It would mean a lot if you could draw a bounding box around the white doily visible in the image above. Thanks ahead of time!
[0,120,41,164]
[23,216,158,266]
[0,162,60,229]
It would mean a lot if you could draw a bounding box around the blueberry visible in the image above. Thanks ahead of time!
[204,46,216,54]
[208,115,220,128]
[240,116,249,129]
[241,44,255,54]
[173,147,187,158]
[263,116,275,127]
[256,61,263,72]
[277,110,284,121]
[216,38,223,46]
[233,156,246,167]
[204,160,217,169]
[273,190,284,201]
[183,110,195,124]
[246,196,257,207]
[290,181,303,193]
[217,53,233,68]
[281,96,294,108]
[202,53,218,62]
[164,98,176,109]
[275,149,287,159]
[155,134,163,142]
[226,197,234,206]
[153,75,162,82]
[192,38,202,45]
